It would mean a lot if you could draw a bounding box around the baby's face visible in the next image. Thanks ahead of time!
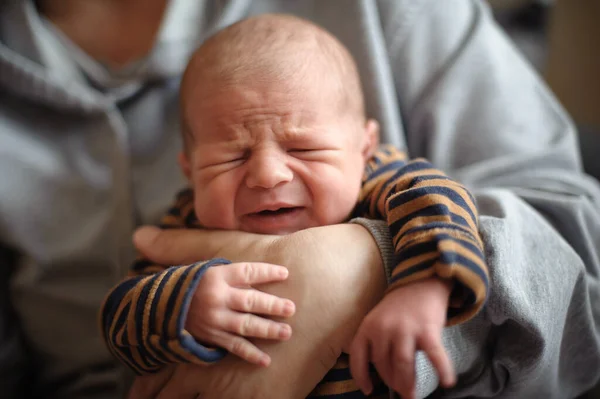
[181,77,375,235]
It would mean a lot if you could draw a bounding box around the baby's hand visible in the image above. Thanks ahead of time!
[349,277,455,399]
[185,262,296,367]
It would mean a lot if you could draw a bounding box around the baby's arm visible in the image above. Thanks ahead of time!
[99,189,294,375]
[354,145,487,322]
[350,146,487,397]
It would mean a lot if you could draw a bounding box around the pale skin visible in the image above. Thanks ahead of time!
[177,48,379,367]
[185,261,296,367]
[129,226,454,399]
[349,279,455,397]
[173,16,456,398]
[129,224,388,399]
[40,2,456,396]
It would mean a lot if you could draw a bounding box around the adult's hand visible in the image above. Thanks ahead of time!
[129,223,387,399]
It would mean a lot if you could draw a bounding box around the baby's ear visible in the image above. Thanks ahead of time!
[361,119,380,160]
[178,151,192,181]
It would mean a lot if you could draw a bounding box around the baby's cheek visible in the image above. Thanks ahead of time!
[195,202,229,229]
[315,175,361,224]
[193,183,238,230]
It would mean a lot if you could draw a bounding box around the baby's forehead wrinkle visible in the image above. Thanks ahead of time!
[199,110,320,150]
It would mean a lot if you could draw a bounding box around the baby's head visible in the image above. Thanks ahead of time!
[179,14,379,234]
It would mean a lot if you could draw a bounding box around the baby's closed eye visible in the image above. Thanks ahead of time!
[286,147,338,162]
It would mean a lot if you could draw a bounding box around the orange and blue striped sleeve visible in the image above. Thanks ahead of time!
[355,145,488,324]
[99,189,229,375]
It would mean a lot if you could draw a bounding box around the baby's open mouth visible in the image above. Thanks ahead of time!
[242,206,305,234]
[256,207,300,216]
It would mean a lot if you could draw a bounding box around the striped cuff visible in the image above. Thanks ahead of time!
[176,259,230,363]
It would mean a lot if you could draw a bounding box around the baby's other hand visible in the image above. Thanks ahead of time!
[349,277,455,399]
[185,262,296,367]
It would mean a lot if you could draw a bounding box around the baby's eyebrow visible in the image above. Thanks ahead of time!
[217,139,251,153]
[279,127,312,142]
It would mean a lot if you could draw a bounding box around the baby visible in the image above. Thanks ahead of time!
[101,14,488,398]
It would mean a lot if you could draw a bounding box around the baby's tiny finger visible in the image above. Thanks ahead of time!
[421,333,455,387]
[371,337,394,388]
[211,330,271,366]
[349,334,373,395]
[225,262,289,286]
[391,337,416,399]
[226,312,292,341]
[229,288,295,317]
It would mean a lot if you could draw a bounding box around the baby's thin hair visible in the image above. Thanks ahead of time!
[180,14,366,151]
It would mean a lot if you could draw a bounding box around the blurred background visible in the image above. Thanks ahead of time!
[489,0,600,181]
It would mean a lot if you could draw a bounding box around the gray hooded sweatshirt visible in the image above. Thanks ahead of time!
[0,0,599,398]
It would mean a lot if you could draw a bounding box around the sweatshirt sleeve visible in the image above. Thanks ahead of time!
[377,0,600,397]
[99,189,230,375]
[356,145,488,324]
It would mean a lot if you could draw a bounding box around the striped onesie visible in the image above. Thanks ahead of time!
[100,144,488,397]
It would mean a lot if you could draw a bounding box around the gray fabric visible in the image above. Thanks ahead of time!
[350,218,395,284]
[0,0,599,398]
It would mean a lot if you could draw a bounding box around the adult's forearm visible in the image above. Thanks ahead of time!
[129,223,388,398]
[243,224,389,397]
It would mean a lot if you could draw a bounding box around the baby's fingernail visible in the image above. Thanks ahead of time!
[260,354,271,367]
[278,267,289,278]
[284,300,296,315]
[279,324,292,339]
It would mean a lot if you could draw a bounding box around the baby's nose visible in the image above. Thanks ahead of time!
[245,151,293,189]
